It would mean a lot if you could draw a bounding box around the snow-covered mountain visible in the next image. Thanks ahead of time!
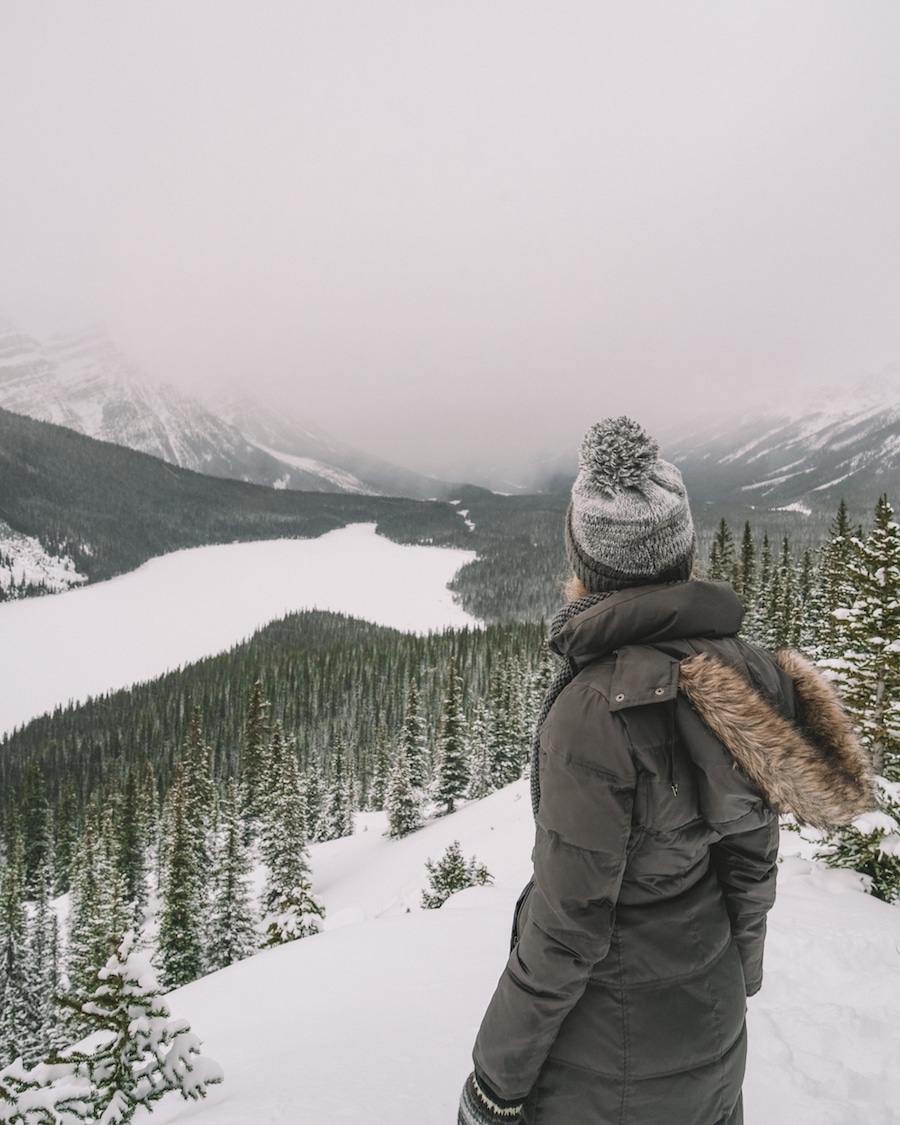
[213,390,452,499]
[0,318,449,498]
[521,372,900,516]
[664,372,900,516]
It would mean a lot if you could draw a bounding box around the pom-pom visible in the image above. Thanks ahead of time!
[578,417,659,492]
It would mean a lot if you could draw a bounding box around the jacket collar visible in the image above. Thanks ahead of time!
[549,581,744,672]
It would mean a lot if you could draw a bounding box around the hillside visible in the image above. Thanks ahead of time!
[134,781,900,1125]
[0,406,472,582]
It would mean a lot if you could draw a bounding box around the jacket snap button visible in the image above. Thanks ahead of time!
[615,693,625,702]
[654,687,665,695]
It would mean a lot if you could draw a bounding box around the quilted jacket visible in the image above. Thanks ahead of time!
[471,581,876,1125]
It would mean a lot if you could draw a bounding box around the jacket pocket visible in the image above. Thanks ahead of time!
[509,877,535,950]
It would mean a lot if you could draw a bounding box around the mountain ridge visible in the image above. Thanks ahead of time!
[0,319,456,500]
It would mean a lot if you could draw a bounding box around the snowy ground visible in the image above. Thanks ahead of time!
[0,524,476,737]
[0,519,86,595]
[133,780,900,1125]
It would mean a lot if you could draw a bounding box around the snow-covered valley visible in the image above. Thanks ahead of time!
[0,524,476,738]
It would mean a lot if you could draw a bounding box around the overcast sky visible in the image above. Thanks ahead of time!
[2,1,900,478]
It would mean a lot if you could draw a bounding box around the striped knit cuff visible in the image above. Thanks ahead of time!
[458,1072,523,1125]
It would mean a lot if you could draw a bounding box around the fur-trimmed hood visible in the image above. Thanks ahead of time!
[549,581,878,831]
[679,648,878,829]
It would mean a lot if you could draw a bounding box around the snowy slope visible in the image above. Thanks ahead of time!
[0,519,86,597]
[665,372,900,514]
[0,524,476,738]
[0,319,452,498]
[132,781,900,1125]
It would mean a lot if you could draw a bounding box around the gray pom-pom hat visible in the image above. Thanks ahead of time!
[565,417,696,593]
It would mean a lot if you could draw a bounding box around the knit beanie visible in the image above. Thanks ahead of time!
[565,417,695,593]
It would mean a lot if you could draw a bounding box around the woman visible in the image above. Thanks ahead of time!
[458,417,876,1125]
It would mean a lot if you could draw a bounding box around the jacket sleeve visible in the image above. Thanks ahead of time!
[709,813,779,996]
[472,678,636,1102]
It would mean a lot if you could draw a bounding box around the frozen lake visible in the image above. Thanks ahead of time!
[0,524,477,737]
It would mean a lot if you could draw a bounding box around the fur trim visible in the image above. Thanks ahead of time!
[679,649,878,829]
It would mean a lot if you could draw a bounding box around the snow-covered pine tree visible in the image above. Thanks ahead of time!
[368,725,391,812]
[840,495,900,778]
[240,681,271,829]
[157,765,205,990]
[435,660,469,814]
[20,868,61,1067]
[421,841,492,909]
[259,728,309,913]
[466,701,493,801]
[707,518,735,582]
[116,768,152,924]
[258,731,323,947]
[818,498,857,660]
[54,779,80,896]
[301,766,323,843]
[259,883,325,949]
[20,765,52,900]
[398,683,429,790]
[737,521,756,608]
[319,738,354,841]
[767,537,801,650]
[184,707,218,864]
[385,745,423,838]
[58,930,223,1123]
[207,779,257,972]
[746,532,774,644]
[487,654,528,789]
[65,806,129,1032]
[0,836,27,1068]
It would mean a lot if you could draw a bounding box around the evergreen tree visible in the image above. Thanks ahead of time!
[738,521,756,608]
[259,882,325,949]
[66,807,129,1024]
[157,765,205,990]
[301,766,323,844]
[421,841,492,909]
[0,837,27,1068]
[707,519,735,582]
[259,729,311,914]
[207,779,257,972]
[486,656,524,789]
[319,739,354,841]
[240,681,271,827]
[769,537,801,649]
[398,683,429,790]
[819,498,857,660]
[368,726,391,812]
[53,780,79,896]
[58,931,223,1122]
[116,769,150,922]
[183,707,218,861]
[840,496,900,777]
[385,746,423,838]
[20,765,52,899]
[746,532,774,644]
[435,660,469,814]
[20,868,61,1067]
[466,702,493,801]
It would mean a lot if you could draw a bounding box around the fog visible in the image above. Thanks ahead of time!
[2,2,900,479]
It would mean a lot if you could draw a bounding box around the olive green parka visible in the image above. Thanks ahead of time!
[471,581,876,1125]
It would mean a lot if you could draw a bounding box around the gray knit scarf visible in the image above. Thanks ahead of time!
[530,591,614,817]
